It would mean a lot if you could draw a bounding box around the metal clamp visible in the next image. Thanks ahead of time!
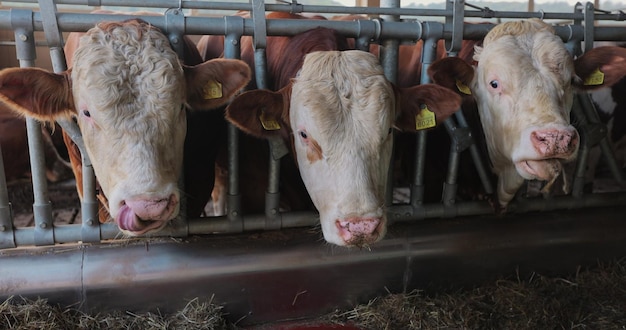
[583,2,595,53]
[445,0,465,53]
[165,8,186,58]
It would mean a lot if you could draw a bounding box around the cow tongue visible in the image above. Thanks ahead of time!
[117,204,140,231]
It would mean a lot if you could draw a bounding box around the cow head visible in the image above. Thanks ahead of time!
[429,19,626,209]
[0,19,250,235]
[226,50,460,247]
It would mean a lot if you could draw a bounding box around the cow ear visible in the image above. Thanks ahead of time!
[184,58,251,110]
[427,57,475,95]
[0,67,74,121]
[574,46,626,90]
[225,86,291,139]
[394,84,461,132]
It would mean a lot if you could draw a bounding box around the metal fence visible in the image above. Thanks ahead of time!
[1,0,625,249]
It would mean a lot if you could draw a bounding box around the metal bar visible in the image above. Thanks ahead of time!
[4,190,625,247]
[442,119,461,214]
[2,206,626,325]
[224,15,244,226]
[454,111,494,195]
[445,0,465,54]
[250,0,283,231]
[10,9,55,246]
[8,0,626,22]
[0,10,623,43]
[380,0,400,209]
[0,142,15,249]
[38,0,101,243]
[583,2,595,53]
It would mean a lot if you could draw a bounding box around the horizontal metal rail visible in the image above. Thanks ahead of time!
[0,1,625,248]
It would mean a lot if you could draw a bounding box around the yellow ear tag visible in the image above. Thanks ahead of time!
[456,79,472,95]
[203,80,223,99]
[260,109,281,131]
[584,68,605,86]
[415,104,436,130]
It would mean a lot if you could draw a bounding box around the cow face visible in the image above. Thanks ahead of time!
[429,19,626,209]
[226,50,461,247]
[0,19,251,235]
[289,51,395,247]
[473,20,580,204]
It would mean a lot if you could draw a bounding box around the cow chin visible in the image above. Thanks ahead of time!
[320,214,387,248]
[515,159,563,182]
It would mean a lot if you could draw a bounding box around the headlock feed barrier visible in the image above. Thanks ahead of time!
[0,0,626,325]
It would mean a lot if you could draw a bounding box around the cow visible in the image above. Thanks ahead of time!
[222,15,462,247]
[1,107,73,184]
[427,19,626,209]
[0,18,251,235]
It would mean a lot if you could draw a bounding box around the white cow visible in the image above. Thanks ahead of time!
[0,19,251,235]
[226,48,462,247]
[428,19,626,209]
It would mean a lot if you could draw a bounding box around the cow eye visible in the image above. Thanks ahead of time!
[299,131,308,139]
[82,110,91,117]
[489,80,499,89]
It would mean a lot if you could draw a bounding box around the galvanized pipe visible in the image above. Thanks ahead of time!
[224,15,244,225]
[0,10,623,43]
[0,142,14,249]
[2,206,626,325]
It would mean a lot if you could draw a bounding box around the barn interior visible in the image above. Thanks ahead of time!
[0,0,626,328]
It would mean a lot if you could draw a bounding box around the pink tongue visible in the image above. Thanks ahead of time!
[117,204,139,231]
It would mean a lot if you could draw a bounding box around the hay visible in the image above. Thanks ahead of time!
[0,296,228,330]
[2,260,625,329]
[326,259,626,329]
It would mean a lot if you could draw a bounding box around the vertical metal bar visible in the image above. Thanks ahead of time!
[445,0,464,54]
[583,2,595,54]
[165,8,186,58]
[251,0,285,230]
[39,0,102,243]
[164,7,189,236]
[411,35,439,210]
[454,112,494,195]
[0,142,15,248]
[11,9,55,246]
[224,15,244,227]
[570,97,590,198]
[380,0,400,208]
[442,119,461,214]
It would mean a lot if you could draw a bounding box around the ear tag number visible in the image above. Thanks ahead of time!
[584,68,605,86]
[260,109,281,131]
[415,104,436,130]
[203,80,223,99]
[456,79,472,95]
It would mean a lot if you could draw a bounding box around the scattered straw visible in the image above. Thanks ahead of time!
[326,259,626,329]
[2,260,626,329]
[0,296,228,330]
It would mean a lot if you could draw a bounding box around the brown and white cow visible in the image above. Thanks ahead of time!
[224,19,462,247]
[427,19,626,209]
[0,18,251,235]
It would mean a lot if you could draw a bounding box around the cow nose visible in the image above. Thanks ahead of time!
[124,194,178,221]
[531,129,579,158]
[335,217,383,247]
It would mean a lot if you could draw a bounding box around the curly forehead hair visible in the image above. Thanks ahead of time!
[484,18,555,45]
